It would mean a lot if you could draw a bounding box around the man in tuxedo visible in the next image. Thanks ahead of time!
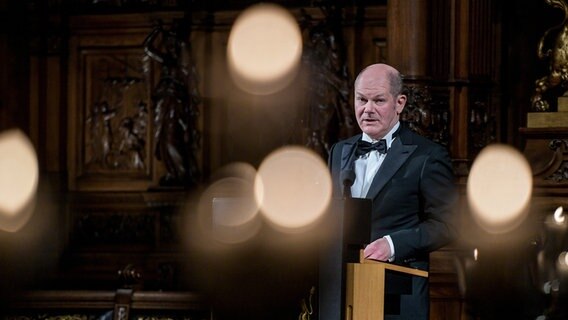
[328,63,458,319]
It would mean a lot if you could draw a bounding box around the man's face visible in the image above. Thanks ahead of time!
[354,69,406,140]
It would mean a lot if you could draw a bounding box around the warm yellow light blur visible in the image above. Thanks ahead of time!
[210,194,261,244]
[255,146,332,232]
[554,206,565,224]
[227,3,302,95]
[210,162,257,185]
[195,163,261,244]
[467,144,532,234]
[0,129,38,232]
[210,179,259,226]
[558,251,568,272]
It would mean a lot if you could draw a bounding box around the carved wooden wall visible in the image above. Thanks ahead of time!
[3,290,211,320]
[1,0,565,319]
[67,14,160,191]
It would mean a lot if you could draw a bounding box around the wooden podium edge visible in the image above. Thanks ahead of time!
[358,249,429,278]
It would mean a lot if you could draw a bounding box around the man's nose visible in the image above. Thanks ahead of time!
[363,103,374,113]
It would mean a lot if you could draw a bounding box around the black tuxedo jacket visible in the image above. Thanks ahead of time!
[328,123,458,318]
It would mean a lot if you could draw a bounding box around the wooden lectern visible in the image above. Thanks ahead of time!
[345,250,429,320]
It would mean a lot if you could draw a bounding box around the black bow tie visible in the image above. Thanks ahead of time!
[355,139,388,157]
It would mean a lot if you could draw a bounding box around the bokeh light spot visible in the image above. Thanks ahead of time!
[0,129,38,232]
[467,144,532,234]
[227,3,302,95]
[195,163,261,244]
[554,206,565,224]
[255,146,331,232]
[210,195,261,244]
[558,251,568,272]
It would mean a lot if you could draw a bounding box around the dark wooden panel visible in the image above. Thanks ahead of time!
[3,290,211,320]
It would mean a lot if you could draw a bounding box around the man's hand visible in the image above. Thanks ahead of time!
[363,237,392,261]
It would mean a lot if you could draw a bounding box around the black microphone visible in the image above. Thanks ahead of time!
[340,169,355,198]
[339,141,361,198]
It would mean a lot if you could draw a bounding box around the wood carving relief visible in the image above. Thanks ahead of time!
[3,291,212,320]
[401,85,450,147]
[85,53,150,173]
[544,139,568,182]
[74,210,156,246]
[520,129,568,193]
[68,29,157,191]
[299,3,356,159]
[68,16,202,191]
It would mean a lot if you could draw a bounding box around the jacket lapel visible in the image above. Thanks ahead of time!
[340,136,359,171]
[365,129,417,199]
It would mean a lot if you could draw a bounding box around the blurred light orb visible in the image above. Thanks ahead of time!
[209,178,259,227]
[210,194,261,244]
[227,3,302,95]
[467,144,532,234]
[0,129,38,232]
[255,146,331,232]
[210,162,257,185]
[558,251,568,272]
[197,173,261,244]
[554,206,565,224]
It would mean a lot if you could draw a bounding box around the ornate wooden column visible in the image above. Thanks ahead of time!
[386,0,429,80]
[386,0,452,153]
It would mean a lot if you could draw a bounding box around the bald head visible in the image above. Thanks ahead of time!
[354,63,403,98]
[353,63,407,139]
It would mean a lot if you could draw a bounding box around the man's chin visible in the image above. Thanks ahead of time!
[362,129,383,140]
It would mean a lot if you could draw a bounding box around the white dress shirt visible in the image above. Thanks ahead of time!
[351,122,400,261]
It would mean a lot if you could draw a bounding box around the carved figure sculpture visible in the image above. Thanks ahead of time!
[144,19,201,187]
[118,117,145,170]
[300,3,355,160]
[87,101,117,168]
[531,0,568,111]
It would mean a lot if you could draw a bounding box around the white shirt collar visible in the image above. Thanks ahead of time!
[361,121,400,150]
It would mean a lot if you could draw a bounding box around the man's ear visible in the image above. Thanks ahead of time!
[396,94,407,114]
